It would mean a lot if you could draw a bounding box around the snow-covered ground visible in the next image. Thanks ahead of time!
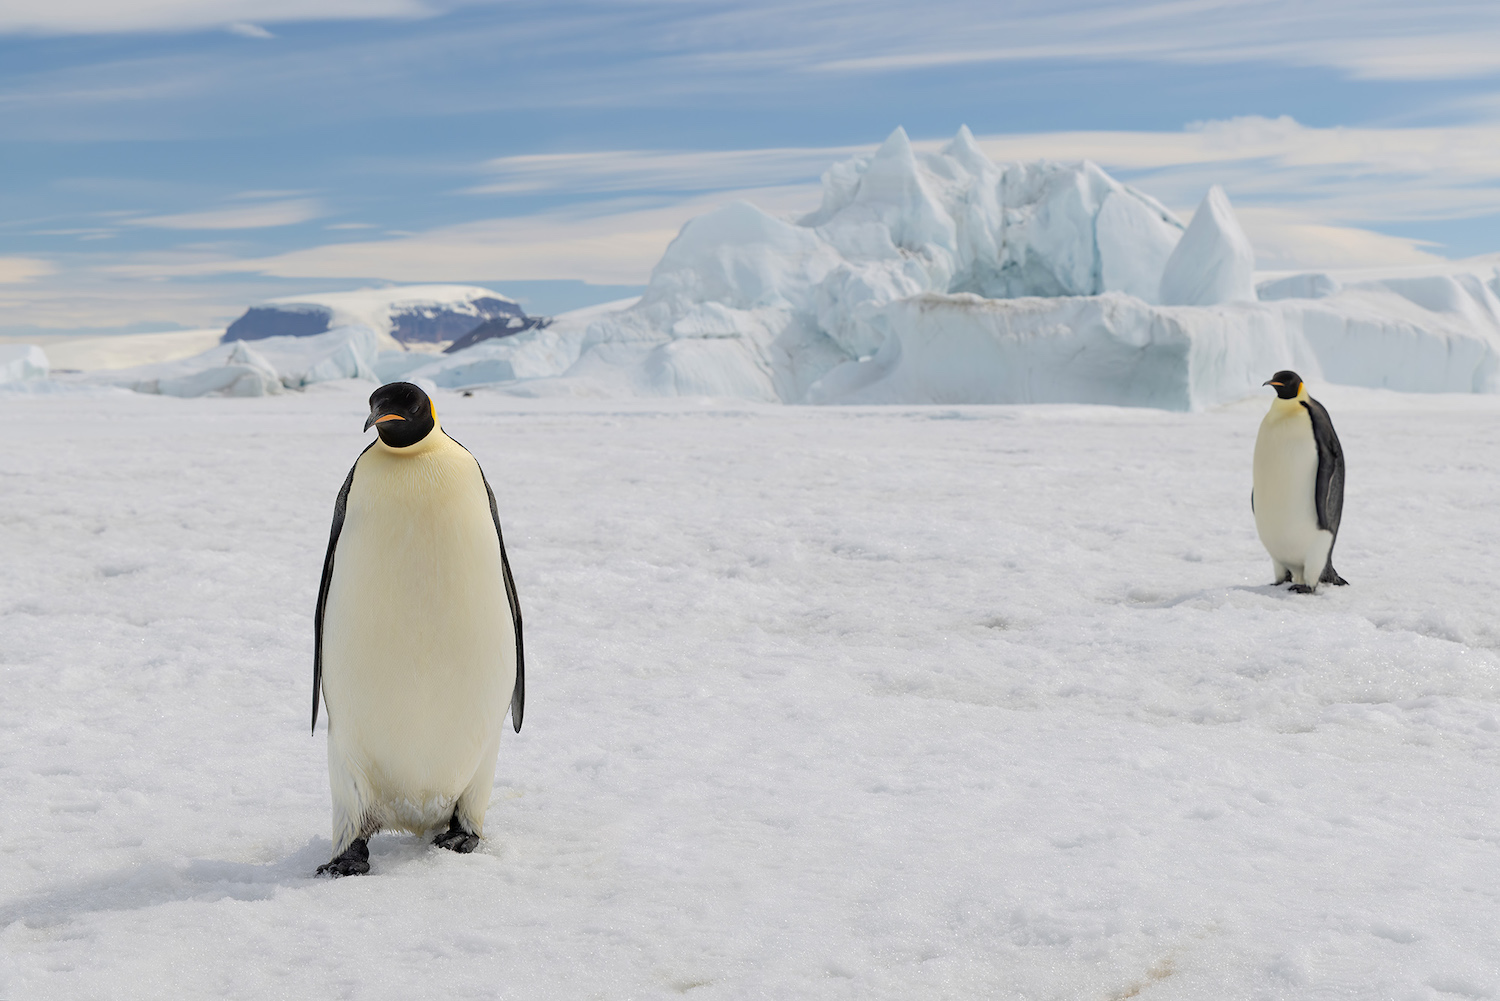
[4,383,1500,998]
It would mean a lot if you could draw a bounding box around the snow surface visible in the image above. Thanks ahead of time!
[5,384,1500,997]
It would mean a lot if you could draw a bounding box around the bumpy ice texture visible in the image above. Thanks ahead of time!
[89,326,381,397]
[414,128,1500,409]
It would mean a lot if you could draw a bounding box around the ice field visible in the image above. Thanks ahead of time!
[4,381,1500,998]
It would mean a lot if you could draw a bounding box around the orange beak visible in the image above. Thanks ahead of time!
[363,412,408,431]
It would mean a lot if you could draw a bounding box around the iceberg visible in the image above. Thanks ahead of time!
[93,326,381,397]
[499,126,1199,404]
[0,344,49,383]
[393,299,631,391]
[1257,273,1341,301]
[804,287,1500,408]
[433,128,1494,409]
[1158,186,1257,307]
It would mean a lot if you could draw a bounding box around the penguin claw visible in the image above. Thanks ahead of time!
[317,838,370,877]
[433,814,481,853]
[433,830,481,853]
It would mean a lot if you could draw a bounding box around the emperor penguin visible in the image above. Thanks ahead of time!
[312,382,524,876]
[1251,370,1348,593]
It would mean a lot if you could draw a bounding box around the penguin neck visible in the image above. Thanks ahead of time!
[1269,388,1309,417]
[375,415,446,455]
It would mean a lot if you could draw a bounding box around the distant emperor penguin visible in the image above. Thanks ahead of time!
[312,382,523,876]
[1252,370,1348,593]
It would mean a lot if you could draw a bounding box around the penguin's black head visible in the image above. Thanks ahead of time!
[365,382,437,448]
[1264,370,1303,400]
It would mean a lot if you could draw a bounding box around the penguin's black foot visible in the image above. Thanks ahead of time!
[317,838,370,877]
[433,815,480,854]
[1289,584,1315,594]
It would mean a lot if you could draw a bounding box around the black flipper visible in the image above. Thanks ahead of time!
[446,434,525,733]
[313,443,374,734]
[1301,396,1347,585]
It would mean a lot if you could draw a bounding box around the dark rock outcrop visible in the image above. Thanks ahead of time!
[221,294,536,347]
[392,297,524,344]
[224,306,332,341]
[444,313,552,354]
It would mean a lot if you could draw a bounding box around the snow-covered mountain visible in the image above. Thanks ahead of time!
[222,285,545,351]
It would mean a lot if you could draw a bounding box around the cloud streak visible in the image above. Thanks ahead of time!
[106,186,820,286]
[468,147,869,197]
[123,199,325,230]
[0,0,431,36]
[0,257,55,283]
[466,117,1500,228]
[97,105,1496,291]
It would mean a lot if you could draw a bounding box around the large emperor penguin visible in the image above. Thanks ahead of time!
[1251,370,1348,593]
[312,382,523,876]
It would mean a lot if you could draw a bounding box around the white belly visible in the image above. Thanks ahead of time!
[1252,406,1321,569]
[321,435,515,831]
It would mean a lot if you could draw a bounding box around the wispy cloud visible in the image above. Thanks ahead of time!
[106,186,820,286]
[968,116,1500,223]
[1235,208,1447,272]
[123,199,324,230]
[229,189,311,200]
[226,22,274,40]
[0,256,55,283]
[467,147,868,197]
[75,114,1500,290]
[798,0,1500,83]
[467,116,1500,229]
[0,0,432,36]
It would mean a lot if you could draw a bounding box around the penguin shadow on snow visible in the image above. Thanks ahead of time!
[0,836,495,927]
[1122,582,1353,611]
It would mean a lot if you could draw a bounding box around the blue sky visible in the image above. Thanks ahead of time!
[3,0,1500,335]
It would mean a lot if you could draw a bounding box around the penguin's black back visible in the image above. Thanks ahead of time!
[313,442,375,732]
[1302,395,1348,585]
[1301,396,1343,535]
